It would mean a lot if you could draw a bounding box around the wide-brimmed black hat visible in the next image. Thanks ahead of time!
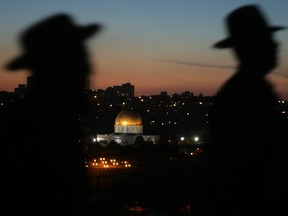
[6,13,102,70]
[213,4,286,49]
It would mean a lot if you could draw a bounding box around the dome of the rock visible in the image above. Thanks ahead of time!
[115,109,142,126]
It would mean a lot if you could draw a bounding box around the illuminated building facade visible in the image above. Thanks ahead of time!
[96,109,159,146]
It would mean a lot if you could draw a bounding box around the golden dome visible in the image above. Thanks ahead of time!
[115,109,142,126]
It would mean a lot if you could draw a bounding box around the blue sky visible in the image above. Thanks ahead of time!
[1,0,288,99]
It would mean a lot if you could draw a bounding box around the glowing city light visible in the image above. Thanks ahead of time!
[87,157,132,169]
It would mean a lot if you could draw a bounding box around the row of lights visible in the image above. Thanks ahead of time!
[87,157,132,169]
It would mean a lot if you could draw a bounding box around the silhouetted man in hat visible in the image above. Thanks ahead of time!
[204,4,287,216]
[1,14,101,215]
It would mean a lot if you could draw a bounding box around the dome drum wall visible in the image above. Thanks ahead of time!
[114,125,143,134]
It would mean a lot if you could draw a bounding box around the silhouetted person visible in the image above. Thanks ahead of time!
[203,5,287,216]
[1,14,101,215]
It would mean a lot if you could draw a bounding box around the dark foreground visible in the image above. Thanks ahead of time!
[88,164,204,216]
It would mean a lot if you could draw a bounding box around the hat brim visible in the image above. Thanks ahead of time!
[5,55,29,71]
[213,26,286,49]
[78,24,102,39]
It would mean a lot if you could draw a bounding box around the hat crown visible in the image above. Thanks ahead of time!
[6,13,101,70]
[21,14,95,49]
[227,5,271,39]
[214,4,285,48]
[21,15,72,49]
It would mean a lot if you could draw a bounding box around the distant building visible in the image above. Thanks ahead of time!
[106,82,134,98]
[14,84,27,96]
[14,76,36,96]
[96,108,160,146]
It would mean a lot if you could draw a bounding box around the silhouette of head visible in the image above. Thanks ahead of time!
[213,4,286,74]
[5,13,102,96]
[5,13,101,72]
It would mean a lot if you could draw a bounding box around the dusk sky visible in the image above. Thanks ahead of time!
[1,0,288,99]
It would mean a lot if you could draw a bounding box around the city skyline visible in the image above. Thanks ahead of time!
[1,0,288,99]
